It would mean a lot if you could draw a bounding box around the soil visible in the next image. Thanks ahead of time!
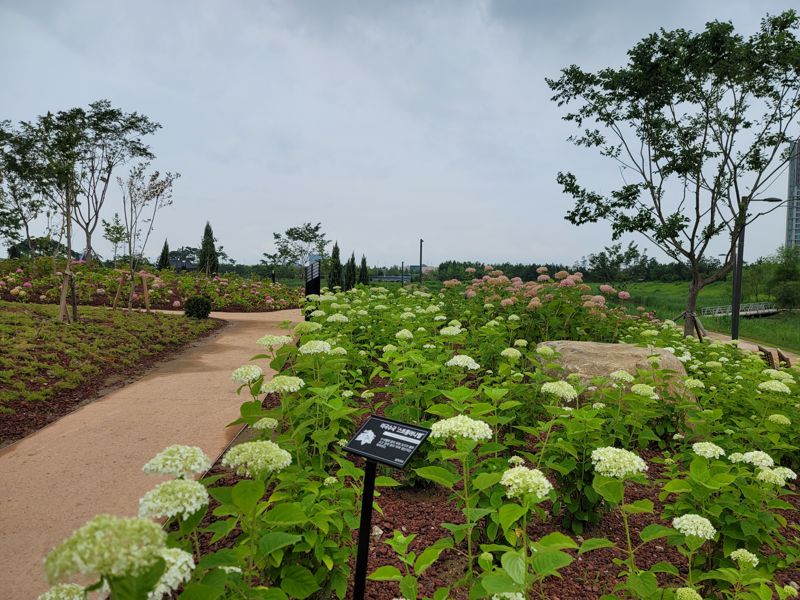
[0,319,226,448]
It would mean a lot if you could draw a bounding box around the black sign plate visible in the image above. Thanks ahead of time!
[344,416,430,469]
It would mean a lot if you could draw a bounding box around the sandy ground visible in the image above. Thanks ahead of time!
[0,309,301,599]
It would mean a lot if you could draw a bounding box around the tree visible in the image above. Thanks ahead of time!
[547,11,800,335]
[72,100,160,265]
[198,222,218,275]
[587,242,644,284]
[156,239,170,270]
[344,252,356,291]
[118,162,180,308]
[769,245,800,308]
[102,212,127,266]
[358,254,369,285]
[261,222,330,274]
[327,242,342,289]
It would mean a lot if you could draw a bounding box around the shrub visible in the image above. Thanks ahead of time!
[184,295,212,319]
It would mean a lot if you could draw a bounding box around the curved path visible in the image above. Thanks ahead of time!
[0,309,301,598]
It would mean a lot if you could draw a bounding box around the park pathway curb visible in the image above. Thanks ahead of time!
[0,309,301,599]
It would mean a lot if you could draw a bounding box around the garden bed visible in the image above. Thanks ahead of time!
[0,301,224,446]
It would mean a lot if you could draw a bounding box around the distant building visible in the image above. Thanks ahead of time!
[408,264,436,274]
[788,138,800,248]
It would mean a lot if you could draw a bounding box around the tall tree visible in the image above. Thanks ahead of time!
[327,241,342,289]
[102,212,127,266]
[261,222,330,274]
[157,239,170,270]
[118,162,180,308]
[358,254,369,285]
[344,252,356,291]
[547,11,800,335]
[198,221,219,275]
[73,100,160,265]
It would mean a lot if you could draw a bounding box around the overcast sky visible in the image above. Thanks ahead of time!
[1,0,796,267]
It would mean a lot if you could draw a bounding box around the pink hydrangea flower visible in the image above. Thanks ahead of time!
[558,278,575,287]
[527,297,542,310]
[536,266,548,274]
[465,289,476,298]
[15,268,24,273]
[172,300,181,308]
[618,291,631,300]
[500,297,516,307]
[22,282,32,288]
[537,274,551,282]
[554,270,569,280]
[599,284,616,294]
[465,267,476,274]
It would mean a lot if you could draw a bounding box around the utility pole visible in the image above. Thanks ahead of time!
[401,261,404,286]
[419,239,423,285]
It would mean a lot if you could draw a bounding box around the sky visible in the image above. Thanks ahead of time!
[1,0,797,267]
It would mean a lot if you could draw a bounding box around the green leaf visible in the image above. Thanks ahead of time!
[179,583,225,600]
[264,503,308,526]
[592,474,623,505]
[414,539,452,575]
[649,561,679,575]
[530,549,573,577]
[399,574,418,600]
[662,479,692,494]
[501,551,526,585]
[375,475,400,487]
[473,472,503,491]
[368,565,403,581]
[107,558,165,600]
[626,571,658,597]
[621,499,653,514]
[280,565,320,599]
[260,532,302,556]
[480,572,520,594]
[498,504,527,531]
[639,524,674,543]
[197,549,240,571]
[231,479,265,514]
[203,518,238,544]
[578,538,615,554]
[415,466,459,489]
[441,386,477,402]
[537,532,578,550]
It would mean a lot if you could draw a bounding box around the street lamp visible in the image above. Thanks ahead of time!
[731,196,783,340]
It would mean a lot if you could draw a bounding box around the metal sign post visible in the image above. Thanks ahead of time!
[344,416,430,600]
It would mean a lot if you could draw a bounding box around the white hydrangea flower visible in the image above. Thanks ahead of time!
[147,548,194,600]
[705,361,722,369]
[675,588,703,600]
[400,311,416,319]
[330,346,348,355]
[298,340,332,355]
[446,355,480,370]
[758,380,791,394]
[326,313,349,323]
[231,364,263,384]
[222,440,292,478]
[541,381,578,401]
[430,415,492,442]
[514,339,528,347]
[508,314,521,321]
[433,315,447,321]
[261,375,305,394]
[610,370,634,383]
[294,321,322,334]
[730,548,759,568]
[256,334,293,348]
[423,343,436,349]
[500,466,553,499]
[382,344,398,353]
[590,447,648,479]
[323,476,337,487]
[592,402,606,409]
[342,390,354,398]
[773,466,797,481]
[439,325,463,336]
[672,514,716,540]
[630,383,656,397]
[756,467,788,486]
[535,345,555,357]
[44,515,166,583]
[692,442,725,459]
[729,452,744,463]
[37,584,85,600]
[500,347,522,360]
[395,329,414,340]
[491,594,525,600]
[673,433,685,441]
[767,414,791,425]
[762,368,794,382]
[253,417,279,430]
[309,309,326,318]
[684,378,705,390]
[139,479,209,520]
[508,455,525,466]
[741,451,774,468]
[143,445,211,479]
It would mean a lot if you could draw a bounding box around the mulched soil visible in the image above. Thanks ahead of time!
[0,319,226,448]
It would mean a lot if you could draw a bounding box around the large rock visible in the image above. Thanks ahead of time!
[537,340,687,388]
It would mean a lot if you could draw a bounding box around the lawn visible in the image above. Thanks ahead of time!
[0,301,222,445]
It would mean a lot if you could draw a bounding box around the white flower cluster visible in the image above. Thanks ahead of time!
[500,347,522,360]
[143,445,211,479]
[672,514,716,540]
[253,417,279,430]
[294,321,322,335]
[45,515,167,583]
[767,414,791,425]
[439,325,463,336]
[730,548,759,568]
[430,415,492,442]
[37,584,85,600]
[446,355,480,370]
[762,368,795,382]
[383,344,398,353]
[684,378,705,390]
[148,548,194,600]
[592,402,606,409]
[692,442,726,459]
[231,364,263,384]
[757,380,792,394]
[330,346,348,355]
[540,381,578,401]
[535,345,556,357]
[309,309,326,318]
[298,340,332,355]
[590,447,648,479]
[609,370,634,383]
[508,456,525,467]
[139,479,209,520]
[738,451,774,468]
[491,593,525,600]
[630,383,656,398]
[500,466,553,500]
[756,466,795,486]
[323,476,337,487]
[261,375,305,394]
[395,329,414,340]
[514,339,528,347]
[222,440,292,478]
[675,588,703,600]
[256,334,293,348]
[326,313,349,323]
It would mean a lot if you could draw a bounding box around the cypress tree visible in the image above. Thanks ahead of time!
[198,222,219,275]
[358,254,369,285]
[327,242,343,289]
[344,252,356,291]
[157,239,170,270]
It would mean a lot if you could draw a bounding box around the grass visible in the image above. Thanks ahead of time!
[0,301,221,412]
[619,281,800,354]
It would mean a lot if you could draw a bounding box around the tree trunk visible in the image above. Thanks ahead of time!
[83,229,93,265]
[683,276,703,337]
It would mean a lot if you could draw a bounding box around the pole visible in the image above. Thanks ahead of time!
[731,224,745,340]
[401,261,404,286]
[352,460,377,600]
[419,239,423,285]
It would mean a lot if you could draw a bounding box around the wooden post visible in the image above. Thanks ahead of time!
[140,272,151,312]
[112,271,128,310]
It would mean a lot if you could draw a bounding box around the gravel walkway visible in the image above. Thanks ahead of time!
[0,309,301,598]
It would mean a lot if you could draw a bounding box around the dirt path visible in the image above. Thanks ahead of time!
[0,309,301,599]
[704,330,799,366]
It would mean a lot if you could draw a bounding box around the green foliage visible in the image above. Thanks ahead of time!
[198,222,218,275]
[156,239,170,270]
[326,242,342,290]
[262,222,330,272]
[358,254,369,285]
[184,296,212,319]
[344,253,356,291]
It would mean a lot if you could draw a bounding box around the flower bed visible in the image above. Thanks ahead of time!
[37,268,800,599]
[0,259,303,312]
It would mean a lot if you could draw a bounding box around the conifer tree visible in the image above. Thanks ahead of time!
[358,254,369,285]
[327,241,342,289]
[344,252,356,291]
[198,221,218,275]
[157,239,170,270]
